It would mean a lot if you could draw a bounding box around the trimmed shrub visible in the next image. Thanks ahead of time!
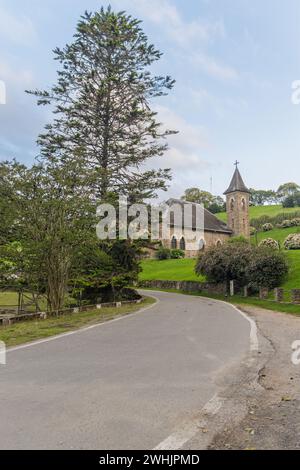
[291,218,300,227]
[284,233,300,250]
[195,241,289,290]
[170,249,185,259]
[258,238,279,250]
[247,248,289,289]
[195,241,253,288]
[156,247,171,260]
[250,226,257,236]
[280,219,293,228]
[262,223,273,232]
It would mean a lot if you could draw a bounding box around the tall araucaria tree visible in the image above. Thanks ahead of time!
[27,6,176,202]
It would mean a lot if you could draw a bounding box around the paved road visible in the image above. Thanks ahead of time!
[0,290,251,450]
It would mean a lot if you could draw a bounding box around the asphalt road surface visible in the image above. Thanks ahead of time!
[0,290,251,450]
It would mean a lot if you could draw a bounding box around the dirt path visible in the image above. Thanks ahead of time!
[209,306,300,450]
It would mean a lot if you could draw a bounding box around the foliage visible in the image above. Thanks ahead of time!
[195,241,289,290]
[249,188,278,206]
[156,247,171,260]
[0,7,177,310]
[27,6,176,202]
[195,242,253,287]
[247,248,289,289]
[284,234,300,250]
[182,188,225,212]
[262,223,274,232]
[170,249,185,259]
[280,219,293,228]
[250,226,257,236]
[258,238,279,250]
[277,182,300,199]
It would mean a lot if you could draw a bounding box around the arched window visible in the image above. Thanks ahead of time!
[216,239,222,246]
[241,198,246,211]
[180,237,186,251]
[171,236,177,249]
[230,198,235,211]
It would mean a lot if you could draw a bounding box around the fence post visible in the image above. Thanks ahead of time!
[259,287,269,300]
[230,280,234,297]
[274,288,284,302]
[291,289,300,304]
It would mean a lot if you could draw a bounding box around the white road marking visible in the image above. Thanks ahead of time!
[215,299,259,352]
[154,394,224,450]
[150,290,259,450]
[7,296,159,354]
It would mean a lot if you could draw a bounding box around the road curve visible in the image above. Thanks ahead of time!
[0,290,251,450]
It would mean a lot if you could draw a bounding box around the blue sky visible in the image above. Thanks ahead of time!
[0,0,299,198]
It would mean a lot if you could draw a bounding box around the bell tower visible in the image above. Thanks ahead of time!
[224,162,250,238]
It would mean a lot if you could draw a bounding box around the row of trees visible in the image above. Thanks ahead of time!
[181,188,225,213]
[250,182,300,207]
[181,182,300,212]
[0,7,175,310]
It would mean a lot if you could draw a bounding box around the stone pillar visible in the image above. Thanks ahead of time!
[291,289,300,304]
[259,287,269,300]
[274,288,284,302]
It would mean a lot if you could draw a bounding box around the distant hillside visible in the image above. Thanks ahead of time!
[216,205,298,223]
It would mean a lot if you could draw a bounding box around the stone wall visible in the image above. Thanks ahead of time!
[139,280,227,295]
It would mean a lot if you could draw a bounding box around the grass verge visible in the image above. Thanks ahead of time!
[140,287,300,316]
[0,296,155,348]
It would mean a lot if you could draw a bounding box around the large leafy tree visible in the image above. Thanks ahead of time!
[27,7,176,202]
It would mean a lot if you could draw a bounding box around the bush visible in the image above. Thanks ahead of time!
[258,238,279,250]
[280,219,293,228]
[282,195,295,208]
[247,248,289,289]
[291,218,300,226]
[284,233,300,250]
[156,247,171,260]
[195,242,253,288]
[262,223,273,232]
[227,235,249,244]
[195,241,289,290]
[170,249,185,259]
[250,226,257,236]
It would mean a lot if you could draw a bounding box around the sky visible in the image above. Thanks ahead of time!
[0,0,299,199]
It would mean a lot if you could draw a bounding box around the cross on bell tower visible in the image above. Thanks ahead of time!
[224,164,250,239]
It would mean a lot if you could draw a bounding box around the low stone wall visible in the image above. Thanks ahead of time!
[139,280,226,295]
[0,298,143,327]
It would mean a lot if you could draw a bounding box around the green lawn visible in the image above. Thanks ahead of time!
[0,297,155,347]
[140,258,200,282]
[217,204,298,223]
[140,248,300,290]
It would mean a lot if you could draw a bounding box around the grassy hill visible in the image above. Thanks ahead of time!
[140,205,300,291]
[216,204,298,223]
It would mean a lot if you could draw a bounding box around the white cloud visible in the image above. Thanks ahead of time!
[0,5,37,46]
[119,0,225,46]
[191,53,239,81]
[0,60,34,87]
[149,105,211,198]
[118,0,237,81]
